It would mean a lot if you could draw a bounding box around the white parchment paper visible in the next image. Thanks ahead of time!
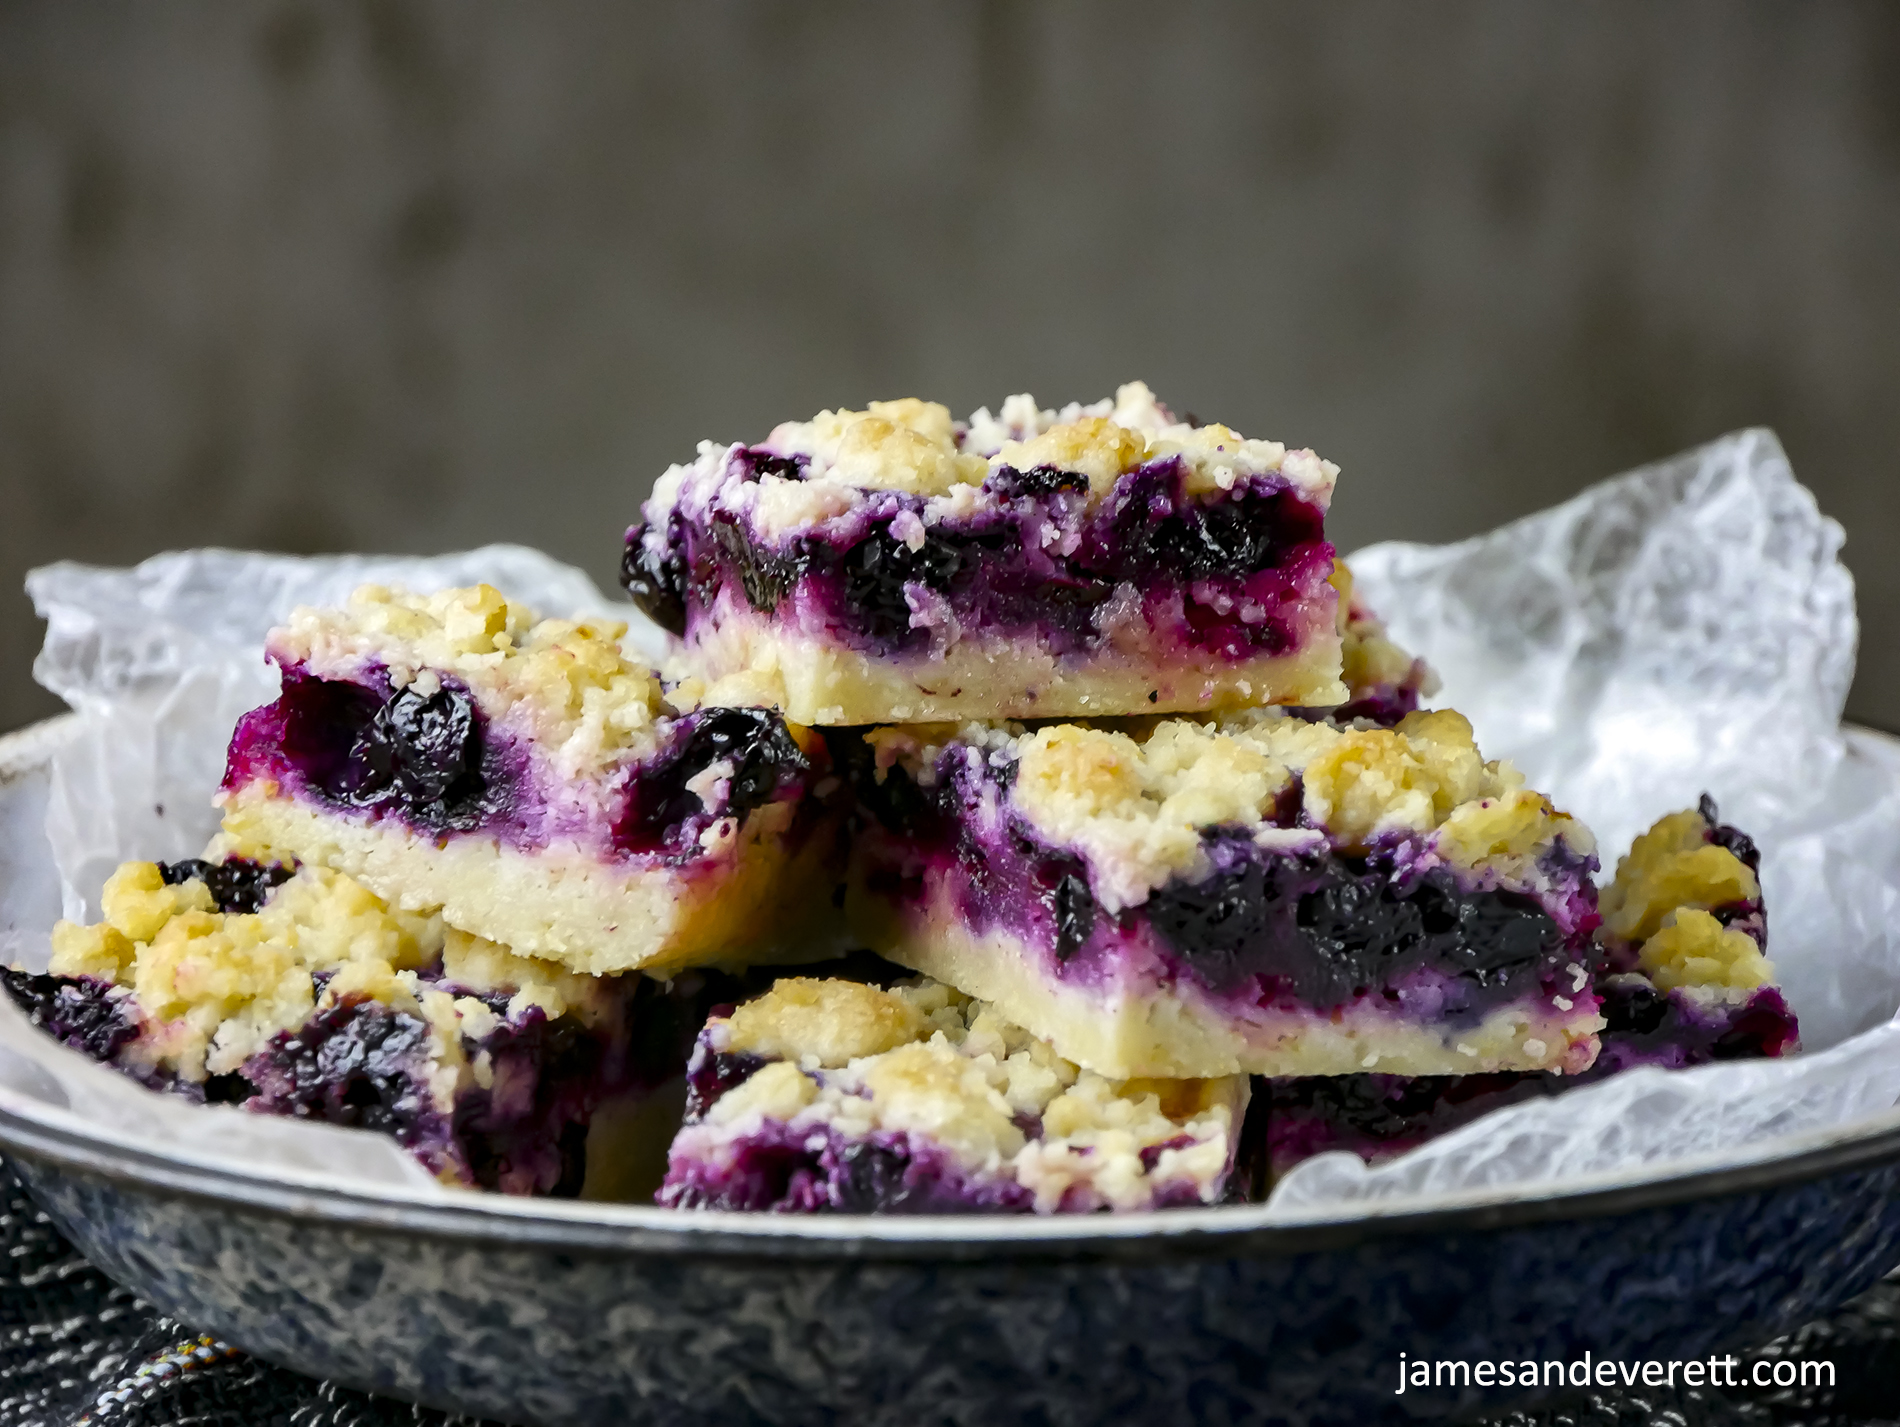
[5,434,1900,1214]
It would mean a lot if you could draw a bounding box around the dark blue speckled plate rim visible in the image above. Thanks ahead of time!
[6,1097,1900,1263]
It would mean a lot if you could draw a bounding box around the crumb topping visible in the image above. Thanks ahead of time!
[1598,804,1773,991]
[436,928,621,1027]
[270,584,671,779]
[722,977,932,1066]
[698,976,1244,1210]
[651,381,1337,546]
[45,859,625,1088]
[996,417,1153,498]
[768,399,990,497]
[1637,908,1774,992]
[870,709,1586,913]
[961,381,1174,453]
[1599,806,1760,944]
[1009,721,1299,910]
[50,859,445,1080]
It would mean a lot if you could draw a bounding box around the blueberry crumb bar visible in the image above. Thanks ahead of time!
[629,383,1345,725]
[658,976,1249,1213]
[1262,797,1798,1178]
[215,583,844,975]
[2,857,699,1194]
[840,707,1604,1080]
[1307,561,1437,727]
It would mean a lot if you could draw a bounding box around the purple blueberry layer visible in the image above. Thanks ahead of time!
[1260,977,1801,1178]
[1,968,140,1067]
[1590,974,1796,1068]
[626,459,1334,663]
[1305,687,1420,728]
[657,1122,1039,1214]
[223,663,820,863]
[667,995,1008,1214]
[223,664,527,835]
[1697,792,1767,948]
[839,737,1597,1026]
[242,989,474,1178]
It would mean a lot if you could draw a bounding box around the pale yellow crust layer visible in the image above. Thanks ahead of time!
[215,785,847,976]
[847,879,1602,1080]
[673,617,1348,728]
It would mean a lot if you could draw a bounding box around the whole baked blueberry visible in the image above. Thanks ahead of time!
[621,520,691,635]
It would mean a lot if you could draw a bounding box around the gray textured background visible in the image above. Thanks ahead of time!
[3,1,1897,732]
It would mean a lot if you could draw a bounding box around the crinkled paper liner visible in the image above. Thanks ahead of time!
[3,433,1897,1216]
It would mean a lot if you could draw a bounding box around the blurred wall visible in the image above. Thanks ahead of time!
[3,0,1898,731]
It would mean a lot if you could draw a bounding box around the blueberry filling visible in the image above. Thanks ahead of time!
[661,1124,1035,1214]
[1600,977,1671,1036]
[1710,992,1801,1060]
[616,707,811,854]
[201,1071,257,1105]
[711,513,806,613]
[0,968,139,1062]
[829,1141,934,1213]
[1265,976,1802,1176]
[451,1004,604,1197]
[732,447,808,483]
[1045,868,1095,962]
[635,461,1334,659]
[244,996,440,1146]
[158,857,294,915]
[245,669,512,835]
[1268,1071,1538,1145]
[1699,792,1761,872]
[621,516,691,636]
[1594,977,1797,1063]
[838,529,963,644]
[985,464,1090,500]
[1101,473,1325,584]
[1144,846,1565,1005]
[684,1045,770,1121]
[821,731,944,838]
[1304,684,1422,729]
[342,685,486,818]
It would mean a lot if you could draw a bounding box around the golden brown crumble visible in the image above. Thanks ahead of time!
[696,975,1245,1211]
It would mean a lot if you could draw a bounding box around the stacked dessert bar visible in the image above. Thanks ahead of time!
[1263,796,1797,1179]
[7,383,1798,1210]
